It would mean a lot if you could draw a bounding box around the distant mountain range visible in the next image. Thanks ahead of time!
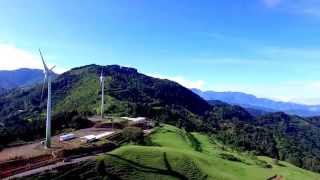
[192,88,320,117]
[0,68,52,90]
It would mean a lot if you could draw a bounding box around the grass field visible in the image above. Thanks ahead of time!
[28,124,320,180]
[96,125,320,180]
[146,125,320,180]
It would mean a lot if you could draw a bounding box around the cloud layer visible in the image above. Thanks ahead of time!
[0,44,66,73]
[0,44,42,70]
[148,73,205,90]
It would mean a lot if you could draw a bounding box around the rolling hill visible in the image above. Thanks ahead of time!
[192,88,320,117]
[26,125,320,180]
[1,64,320,174]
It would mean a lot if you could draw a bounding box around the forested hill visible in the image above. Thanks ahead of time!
[53,64,211,116]
[0,64,212,146]
[0,64,320,173]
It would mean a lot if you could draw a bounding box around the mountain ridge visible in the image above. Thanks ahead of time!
[0,68,54,90]
[192,88,320,117]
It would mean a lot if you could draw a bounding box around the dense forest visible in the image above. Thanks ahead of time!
[0,64,320,173]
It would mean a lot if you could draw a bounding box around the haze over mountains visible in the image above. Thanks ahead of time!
[192,89,320,117]
[0,68,46,90]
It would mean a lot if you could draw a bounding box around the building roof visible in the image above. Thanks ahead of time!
[81,135,96,140]
[121,117,147,122]
[60,133,75,138]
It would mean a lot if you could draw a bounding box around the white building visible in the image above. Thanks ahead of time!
[121,117,147,122]
[80,131,115,143]
[59,133,76,142]
[81,135,97,143]
[95,132,114,139]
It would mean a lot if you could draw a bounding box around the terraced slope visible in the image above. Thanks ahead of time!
[28,125,320,180]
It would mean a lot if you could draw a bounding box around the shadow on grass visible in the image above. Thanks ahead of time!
[185,132,203,152]
[105,152,188,180]
[143,136,161,147]
[277,163,286,167]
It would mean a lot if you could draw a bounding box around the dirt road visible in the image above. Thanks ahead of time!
[5,155,97,180]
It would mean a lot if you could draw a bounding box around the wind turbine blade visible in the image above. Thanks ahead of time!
[39,49,49,71]
[50,65,56,72]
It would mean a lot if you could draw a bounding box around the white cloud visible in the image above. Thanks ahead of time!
[0,43,66,73]
[0,44,42,70]
[169,76,205,89]
[148,73,205,89]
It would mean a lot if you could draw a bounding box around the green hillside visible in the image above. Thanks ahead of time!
[148,125,320,180]
[0,65,208,147]
[30,125,320,180]
[1,64,320,173]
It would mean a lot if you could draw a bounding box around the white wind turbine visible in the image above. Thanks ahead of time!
[100,69,105,119]
[39,49,55,149]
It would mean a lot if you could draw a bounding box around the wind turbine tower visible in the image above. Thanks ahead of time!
[39,49,55,149]
[100,69,105,119]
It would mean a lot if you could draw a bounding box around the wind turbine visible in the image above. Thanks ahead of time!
[39,49,55,149]
[100,69,105,119]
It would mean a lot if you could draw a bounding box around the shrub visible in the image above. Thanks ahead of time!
[122,127,144,144]
[219,153,242,162]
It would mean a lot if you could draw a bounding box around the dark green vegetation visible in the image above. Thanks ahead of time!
[1,64,320,174]
[25,125,320,180]
[122,127,144,144]
[0,64,209,148]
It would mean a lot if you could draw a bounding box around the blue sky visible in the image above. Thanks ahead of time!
[1,0,320,104]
